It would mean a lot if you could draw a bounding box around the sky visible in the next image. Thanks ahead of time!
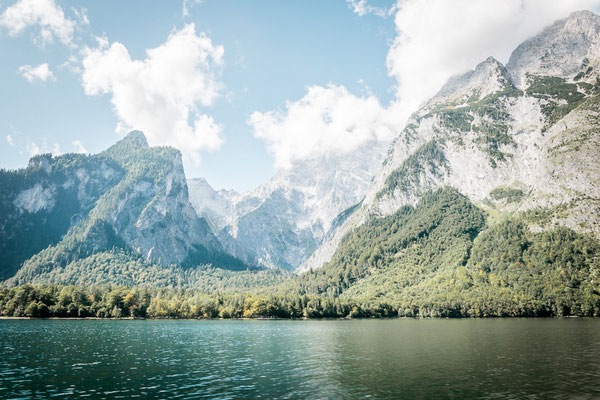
[1,0,600,192]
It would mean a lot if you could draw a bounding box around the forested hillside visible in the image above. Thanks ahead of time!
[0,153,123,279]
[4,187,598,319]
[3,12,600,319]
[268,188,600,317]
[0,131,250,286]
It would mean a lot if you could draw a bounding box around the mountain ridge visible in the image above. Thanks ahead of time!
[2,10,600,313]
[300,9,600,272]
[188,137,392,271]
[1,131,248,284]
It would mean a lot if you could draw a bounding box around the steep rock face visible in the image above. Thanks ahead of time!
[76,131,223,266]
[506,10,600,87]
[0,153,123,278]
[2,131,230,282]
[301,11,600,272]
[187,178,239,232]
[433,56,513,106]
[199,139,391,270]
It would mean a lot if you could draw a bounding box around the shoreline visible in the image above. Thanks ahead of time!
[0,315,584,321]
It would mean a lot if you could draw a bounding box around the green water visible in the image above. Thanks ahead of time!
[1,319,599,399]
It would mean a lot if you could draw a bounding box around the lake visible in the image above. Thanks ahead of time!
[1,319,600,399]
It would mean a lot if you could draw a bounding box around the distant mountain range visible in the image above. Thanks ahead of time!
[187,139,390,271]
[2,11,600,314]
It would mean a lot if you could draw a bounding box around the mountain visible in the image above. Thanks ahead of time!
[187,139,391,271]
[0,152,123,279]
[283,11,600,314]
[187,177,240,233]
[1,131,249,285]
[303,11,600,273]
[3,10,600,318]
[276,187,600,317]
[186,14,600,276]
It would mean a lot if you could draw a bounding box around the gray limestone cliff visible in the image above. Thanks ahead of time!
[301,10,600,272]
[188,139,391,270]
[1,131,230,281]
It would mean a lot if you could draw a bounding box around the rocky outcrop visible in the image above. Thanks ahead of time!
[76,131,224,266]
[187,177,239,232]
[506,10,600,88]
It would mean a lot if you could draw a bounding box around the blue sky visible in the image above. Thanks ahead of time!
[0,0,396,191]
[2,0,599,192]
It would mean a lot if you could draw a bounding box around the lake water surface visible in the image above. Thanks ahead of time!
[1,319,600,399]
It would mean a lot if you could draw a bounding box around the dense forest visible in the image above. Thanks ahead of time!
[0,153,123,279]
[2,188,599,319]
[0,284,395,319]
[271,188,600,317]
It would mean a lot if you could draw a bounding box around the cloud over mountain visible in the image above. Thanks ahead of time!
[81,24,225,167]
[387,0,600,118]
[249,84,400,169]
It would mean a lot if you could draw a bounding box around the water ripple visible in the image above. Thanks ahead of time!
[1,319,600,399]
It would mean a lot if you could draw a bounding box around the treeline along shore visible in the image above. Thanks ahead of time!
[1,283,599,319]
[0,284,396,319]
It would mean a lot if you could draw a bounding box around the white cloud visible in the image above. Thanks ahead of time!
[81,24,225,166]
[71,139,87,153]
[346,0,393,18]
[249,84,401,169]
[19,63,55,83]
[6,135,15,146]
[252,1,600,171]
[387,0,600,120]
[0,0,81,46]
[182,0,202,18]
[71,7,89,26]
[26,139,61,156]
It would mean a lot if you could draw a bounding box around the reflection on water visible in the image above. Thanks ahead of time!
[1,319,600,399]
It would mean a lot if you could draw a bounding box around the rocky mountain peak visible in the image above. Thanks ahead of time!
[432,56,511,106]
[122,130,149,147]
[187,177,239,232]
[506,9,600,87]
[561,10,599,32]
[104,130,149,160]
[203,138,391,271]
[301,10,600,273]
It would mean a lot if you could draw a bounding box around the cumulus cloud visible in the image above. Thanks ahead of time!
[71,139,87,153]
[387,0,600,119]
[252,1,600,170]
[0,0,82,46]
[81,24,225,166]
[19,63,55,83]
[249,84,402,169]
[6,135,15,146]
